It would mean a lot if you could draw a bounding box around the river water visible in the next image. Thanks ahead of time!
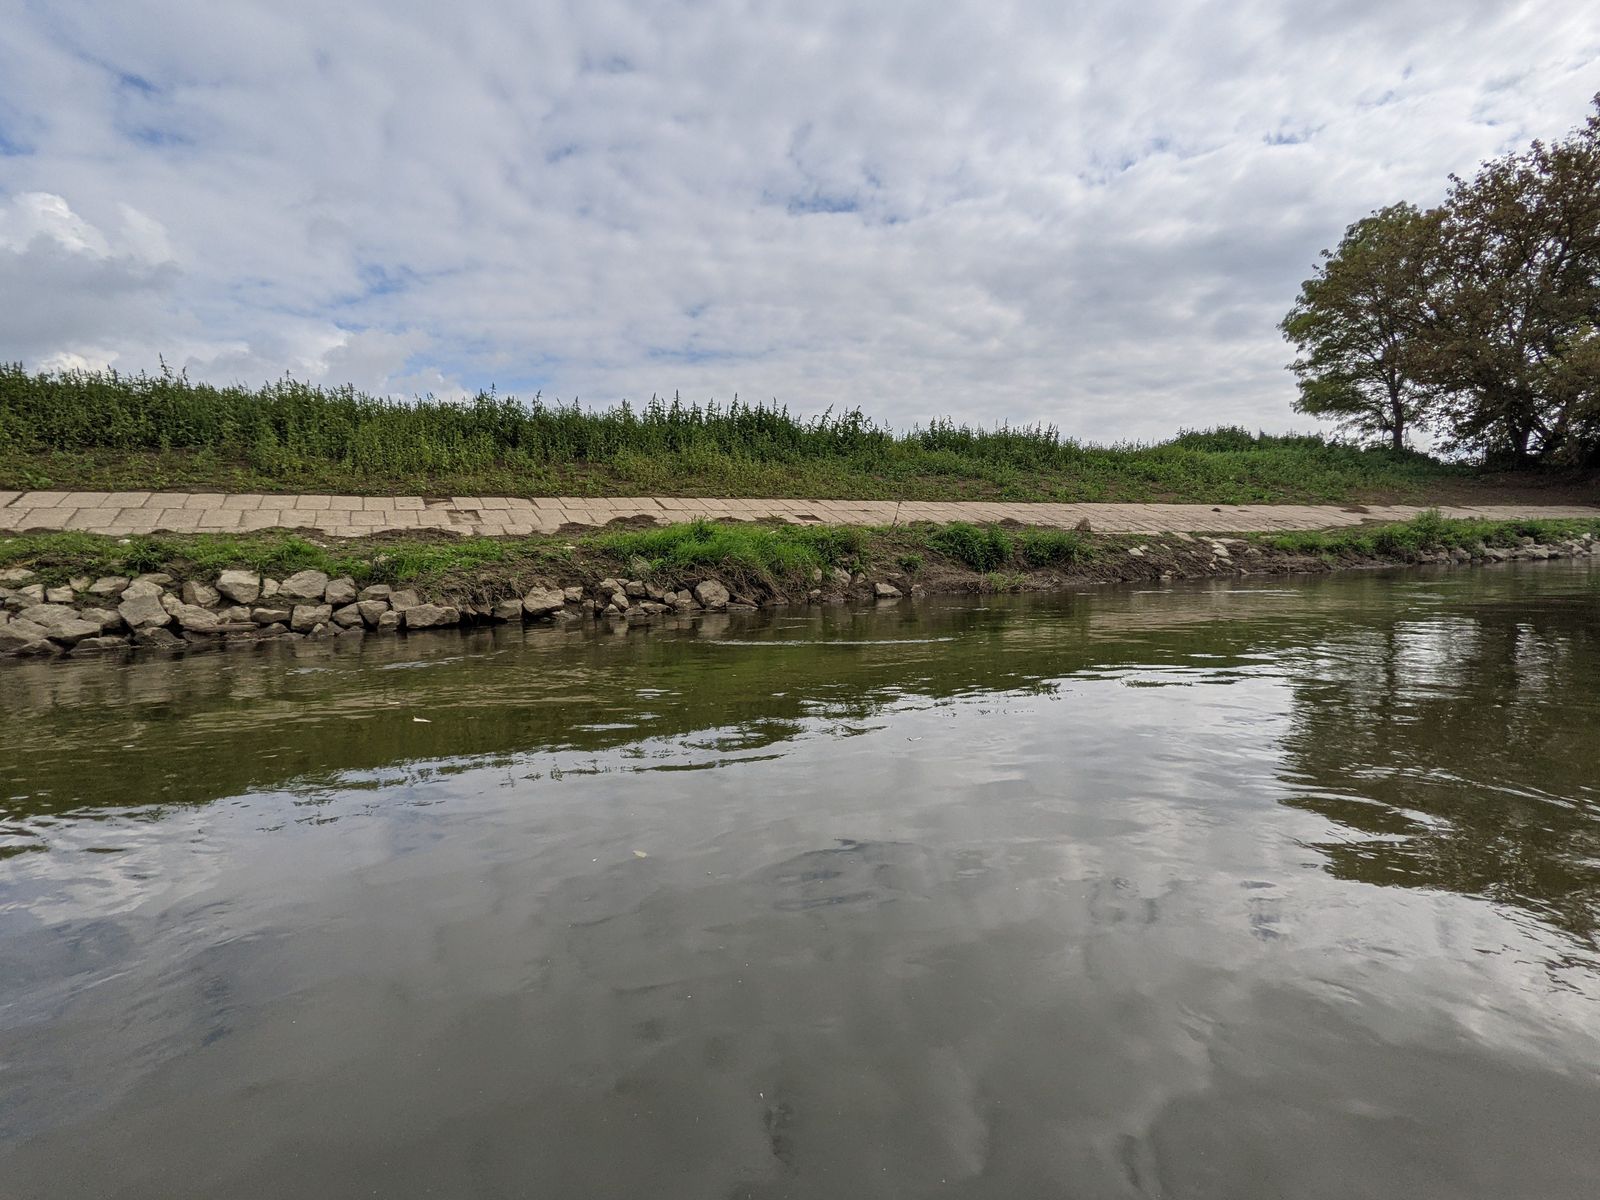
[2,561,1598,1199]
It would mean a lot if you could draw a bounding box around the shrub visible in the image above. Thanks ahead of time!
[925,522,1013,571]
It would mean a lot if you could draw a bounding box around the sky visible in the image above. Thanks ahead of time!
[0,1,1596,442]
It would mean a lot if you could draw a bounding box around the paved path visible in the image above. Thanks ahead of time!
[1,491,1595,538]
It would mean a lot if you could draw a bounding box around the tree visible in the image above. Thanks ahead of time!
[1281,203,1443,451]
[1424,99,1600,465]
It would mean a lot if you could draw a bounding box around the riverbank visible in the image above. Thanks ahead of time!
[2,513,1596,661]
[8,365,1596,505]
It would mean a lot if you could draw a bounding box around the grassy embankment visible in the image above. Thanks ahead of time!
[4,514,1596,600]
[0,365,1499,504]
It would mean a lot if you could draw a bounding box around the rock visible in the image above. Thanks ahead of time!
[358,583,392,601]
[331,603,365,628]
[160,592,186,616]
[290,603,332,632]
[828,568,851,588]
[598,578,622,595]
[874,582,902,599]
[403,603,459,629]
[216,605,252,623]
[640,601,671,615]
[324,577,358,606]
[492,598,524,622]
[694,580,730,610]
[15,584,45,604]
[279,570,331,601]
[376,610,402,632]
[216,569,262,605]
[120,578,164,601]
[624,580,647,599]
[43,617,105,646]
[44,586,75,604]
[72,635,131,653]
[119,592,172,630]
[251,606,293,625]
[562,587,584,604]
[79,606,123,632]
[811,568,824,584]
[87,576,131,599]
[1074,518,1093,533]
[0,567,36,585]
[171,604,221,633]
[133,626,182,648]
[671,589,696,609]
[357,599,391,627]
[133,572,175,588]
[0,619,52,654]
[388,589,421,612]
[16,603,81,630]
[181,580,221,607]
[262,578,281,599]
[256,622,290,638]
[522,587,566,617]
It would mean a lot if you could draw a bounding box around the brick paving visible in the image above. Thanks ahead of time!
[0,491,1595,538]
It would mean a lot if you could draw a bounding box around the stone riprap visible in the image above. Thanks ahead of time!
[2,491,1597,537]
[2,532,1596,662]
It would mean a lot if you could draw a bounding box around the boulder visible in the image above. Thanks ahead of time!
[261,578,281,599]
[562,587,584,604]
[357,599,391,627]
[14,584,45,605]
[44,586,75,604]
[16,603,81,630]
[522,587,566,617]
[133,572,175,587]
[181,580,221,607]
[358,583,392,601]
[87,576,131,599]
[79,606,123,632]
[331,603,365,628]
[120,578,164,601]
[45,617,105,647]
[388,588,421,612]
[324,577,358,606]
[376,610,402,632]
[625,580,648,599]
[160,592,186,616]
[0,619,52,654]
[874,582,902,599]
[0,567,37,585]
[492,598,524,622]
[828,568,851,588]
[693,580,730,610]
[290,603,333,633]
[598,578,621,595]
[279,570,331,601]
[251,606,293,625]
[118,592,172,630]
[216,605,252,623]
[215,569,262,605]
[171,604,221,633]
[403,603,459,629]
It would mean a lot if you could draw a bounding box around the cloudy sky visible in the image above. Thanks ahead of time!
[0,1,1595,441]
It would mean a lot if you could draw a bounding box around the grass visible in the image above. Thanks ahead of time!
[4,515,1593,597]
[1258,511,1600,558]
[0,363,1483,504]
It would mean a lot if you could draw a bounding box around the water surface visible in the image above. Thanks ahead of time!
[3,562,1599,1198]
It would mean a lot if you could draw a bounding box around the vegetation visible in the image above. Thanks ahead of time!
[1283,97,1600,466]
[4,515,1593,597]
[1260,510,1600,557]
[0,365,1477,504]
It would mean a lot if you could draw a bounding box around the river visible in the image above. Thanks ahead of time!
[2,561,1598,1198]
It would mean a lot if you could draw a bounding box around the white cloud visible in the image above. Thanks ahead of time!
[0,0,1596,438]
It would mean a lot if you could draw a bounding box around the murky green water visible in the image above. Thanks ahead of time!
[3,562,1599,1199]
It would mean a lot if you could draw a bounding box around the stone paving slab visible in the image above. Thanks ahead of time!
[0,491,1596,539]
